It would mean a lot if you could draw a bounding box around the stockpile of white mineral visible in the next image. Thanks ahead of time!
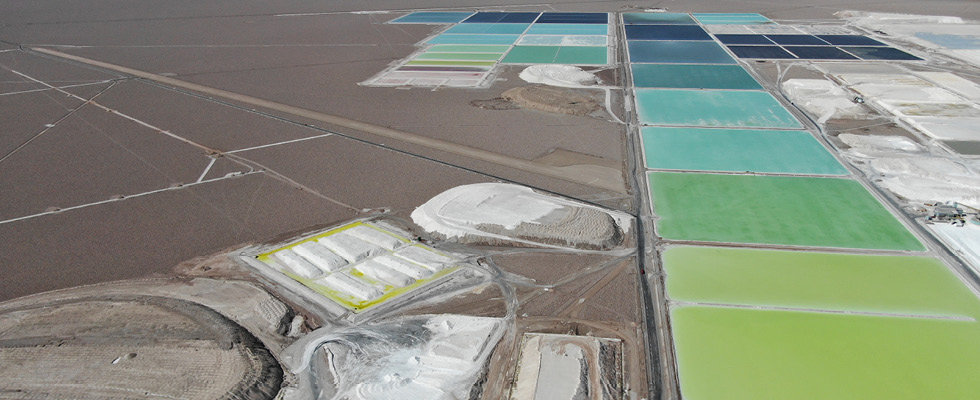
[412,183,629,250]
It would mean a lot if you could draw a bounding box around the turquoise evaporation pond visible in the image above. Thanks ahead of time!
[627,41,736,64]
[671,306,980,400]
[634,89,803,129]
[693,13,774,25]
[642,127,848,175]
[445,23,530,34]
[502,45,608,64]
[631,64,762,89]
[663,246,980,319]
[623,12,696,25]
[519,35,607,46]
[426,34,521,45]
[525,23,608,35]
[428,44,512,53]
[389,12,474,24]
[647,172,925,251]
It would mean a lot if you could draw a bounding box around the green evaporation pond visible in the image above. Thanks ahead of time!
[416,52,503,61]
[648,172,925,251]
[502,45,560,63]
[502,45,607,64]
[634,89,803,129]
[555,46,607,64]
[631,64,762,90]
[428,44,512,53]
[664,247,980,318]
[671,306,980,400]
[642,127,848,174]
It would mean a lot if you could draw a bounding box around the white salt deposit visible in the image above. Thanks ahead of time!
[317,273,383,301]
[510,333,622,400]
[837,11,963,26]
[292,242,347,272]
[344,225,404,250]
[835,73,980,141]
[915,72,980,102]
[374,254,434,279]
[782,79,868,122]
[318,233,385,263]
[838,74,966,103]
[413,183,562,236]
[878,173,980,208]
[356,260,415,287]
[519,65,598,88]
[910,117,980,141]
[412,183,630,250]
[274,249,322,279]
[322,315,505,400]
[534,342,585,399]
[839,135,980,208]
[839,134,924,153]
[929,222,980,274]
[394,246,454,271]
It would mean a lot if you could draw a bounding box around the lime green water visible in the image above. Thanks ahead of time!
[648,172,924,251]
[671,306,980,400]
[642,127,848,175]
[664,247,980,318]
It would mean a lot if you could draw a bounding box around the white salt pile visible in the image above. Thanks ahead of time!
[519,65,598,88]
[782,79,869,123]
[411,183,630,250]
[317,315,504,400]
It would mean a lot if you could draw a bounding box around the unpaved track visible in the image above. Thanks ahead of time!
[31,47,625,193]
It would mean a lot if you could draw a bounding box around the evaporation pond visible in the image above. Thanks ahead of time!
[693,13,774,25]
[426,34,520,45]
[415,52,503,61]
[502,46,607,64]
[525,23,608,35]
[405,60,496,67]
[634,89,802,128]
[623,13,696,25]
[642,127,847,174]
[671,306,980,400]
[631,64,762,89]
[627,40,736,64]
[445,23,530,34]
[389,12,474,24]
[664,246,980,318]
[648,173,924,251]
[428,44,511,53]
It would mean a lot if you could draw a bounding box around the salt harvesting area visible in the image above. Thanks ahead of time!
[2,1,980,399]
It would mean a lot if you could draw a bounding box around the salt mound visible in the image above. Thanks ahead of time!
[871,158,980,208]
[782,79,868,123]
[839,133,924,157]
[412,183,628,250]
[519,65,598,88]
[317,315,504,400]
